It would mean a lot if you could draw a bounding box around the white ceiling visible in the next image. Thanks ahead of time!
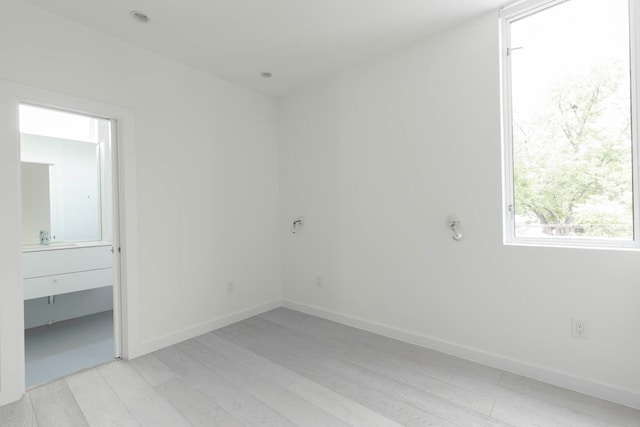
[21,0,509,96]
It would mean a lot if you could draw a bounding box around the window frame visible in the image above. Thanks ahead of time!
[500,0,640,249]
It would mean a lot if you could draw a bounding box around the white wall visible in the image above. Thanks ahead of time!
[0,80,25,406]
[0,0,281,405]
[278,11,640,408]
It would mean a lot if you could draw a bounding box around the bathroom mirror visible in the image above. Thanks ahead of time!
[20,104,113,247]
[21,134,102,245]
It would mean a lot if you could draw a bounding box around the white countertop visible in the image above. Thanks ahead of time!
[23,241,112,253]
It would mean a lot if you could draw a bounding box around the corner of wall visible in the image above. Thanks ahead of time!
[132,299,283,358]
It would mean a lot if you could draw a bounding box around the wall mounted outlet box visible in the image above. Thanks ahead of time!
[447,218,461,228]
[39,229,50,245]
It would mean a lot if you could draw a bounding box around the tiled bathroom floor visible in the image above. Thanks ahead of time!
[25,310,115,387]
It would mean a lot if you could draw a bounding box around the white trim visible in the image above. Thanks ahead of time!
[631,0,640,243]
[0,80,140,404]
[500,9,516,245]
[110,119,123,359]
[111,107,140,360]
[0,82,25,407]
[283,299,640,411]
[500,0,570,19]
[134,299,282,357]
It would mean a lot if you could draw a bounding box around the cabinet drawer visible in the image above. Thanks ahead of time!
[23,245,112,278]
[24,268,113,300]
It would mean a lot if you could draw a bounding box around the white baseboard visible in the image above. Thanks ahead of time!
[282,299,640,411]
[133,299,282,357]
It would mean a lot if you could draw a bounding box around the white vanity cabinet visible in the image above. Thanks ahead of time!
[23,244,113,300]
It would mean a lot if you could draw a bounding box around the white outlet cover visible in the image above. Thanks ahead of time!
[572,318,588,339]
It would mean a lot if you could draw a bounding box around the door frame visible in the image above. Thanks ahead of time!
[0,80,140,406]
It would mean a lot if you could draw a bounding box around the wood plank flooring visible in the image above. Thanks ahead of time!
[2,307,639,426]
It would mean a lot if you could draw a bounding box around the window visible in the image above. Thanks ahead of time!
[501,0,640,248]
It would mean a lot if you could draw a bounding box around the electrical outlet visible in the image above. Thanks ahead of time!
[227,281,235,293]
[572,318,588,339]
[315,275,323,288]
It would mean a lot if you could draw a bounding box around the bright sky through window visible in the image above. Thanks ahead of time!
[505,0,636,243]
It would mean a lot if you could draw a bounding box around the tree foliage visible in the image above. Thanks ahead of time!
[513,64,633,238]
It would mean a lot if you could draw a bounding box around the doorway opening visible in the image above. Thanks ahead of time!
[20,103,121,387]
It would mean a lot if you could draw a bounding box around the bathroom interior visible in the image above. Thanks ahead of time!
[20,104,117,387]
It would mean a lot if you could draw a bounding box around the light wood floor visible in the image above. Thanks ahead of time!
[2,308,639,426]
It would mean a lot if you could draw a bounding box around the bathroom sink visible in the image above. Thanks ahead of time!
[23,242,79,251]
